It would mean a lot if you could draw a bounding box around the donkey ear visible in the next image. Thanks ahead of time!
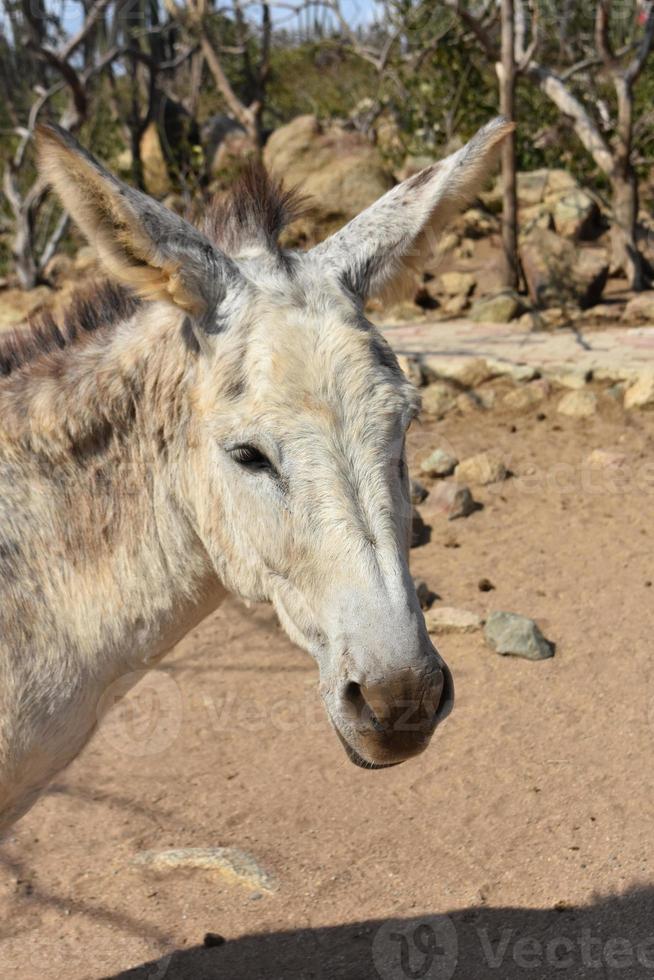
[36,124,240,326]
[310,117,513,302]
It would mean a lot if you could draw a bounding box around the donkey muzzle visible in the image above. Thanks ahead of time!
[332,658,454,768]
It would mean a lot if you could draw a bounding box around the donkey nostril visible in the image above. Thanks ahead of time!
[342,680,383,730]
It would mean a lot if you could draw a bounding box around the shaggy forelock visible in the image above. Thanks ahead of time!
[201,162,307,257]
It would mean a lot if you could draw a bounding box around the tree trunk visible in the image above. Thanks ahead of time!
[611,76,646,290]
[498,0,518,290]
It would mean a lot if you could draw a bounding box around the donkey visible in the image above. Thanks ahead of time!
[0,118,511,830]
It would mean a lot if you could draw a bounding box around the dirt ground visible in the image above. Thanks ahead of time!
[2,376,654,980]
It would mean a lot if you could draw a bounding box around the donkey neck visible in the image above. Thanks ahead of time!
[0,299,226,675]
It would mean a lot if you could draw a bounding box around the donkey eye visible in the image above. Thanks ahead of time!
[230,444,275,473]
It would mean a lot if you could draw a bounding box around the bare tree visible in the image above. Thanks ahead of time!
[498,0,519,288]
[2,0,119,288]
[446,0,654,290]
[164,0,272,148]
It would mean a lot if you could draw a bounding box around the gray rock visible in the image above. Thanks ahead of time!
[484,612,554,660]
[430,482,477,520]
[420,448,459,478]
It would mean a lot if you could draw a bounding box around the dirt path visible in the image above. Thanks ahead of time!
[2,380,654,980]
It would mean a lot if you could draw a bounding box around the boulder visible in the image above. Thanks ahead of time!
[623,292,654,323]
[520,228,608,309]
[263,115,393,243]
[503,380,550,411]
[470,290,522,323]
[550,188,599,240]
[439,271,476,297]
[140,121,172,197]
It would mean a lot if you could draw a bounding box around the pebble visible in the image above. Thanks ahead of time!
[420,448,458,478]
[203,933,226,948]
[455,451,507,486]
[585,449,627,470]
[410,479,429,504]
[430,482,477,520]
[132,847,277,893]
[484,611,554,660]
[425,606,483,635]
[557,389,598,418]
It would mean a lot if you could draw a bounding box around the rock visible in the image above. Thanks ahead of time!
[624,371,654,410]
[0,286,53,330]
[411,507,428,547]
[484,611,554,660]
[458,207,496,238]
[549,369,589,390]
[503,380,550,411]
[442,293,469,316]
[420,448,458,478]
[263,115,393,244]
[204,933,227,948]
[623,292,654,323]
[455,451,507,485]
[439,271,476,297]
[132,847,277,892]
[140,121,172,197]
[520,228,608,310]
[585,449,628,470]
[425,606,483,635]
[397,354,424,387]
[414,579,435,610]
[470,291,521,323]
[516,310,545,331]
[430,482,477,520]
[550,188,599,239]
[410,479,429,505]
[421,381,457,418]
[455,391,483,414]
[431,356,495,388]
[557,390,598,418]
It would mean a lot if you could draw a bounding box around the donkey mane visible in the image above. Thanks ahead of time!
[0,280,141,379]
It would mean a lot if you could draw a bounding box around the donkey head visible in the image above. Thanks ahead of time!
[38,119,511,768]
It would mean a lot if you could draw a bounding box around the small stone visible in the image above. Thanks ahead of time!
[484,611,554,660]
[410,479,429,505]
[132,847,277,893]
[557,390,598,418]
[421,381,457,418]
[430,482,477,520]
[439,356,495,388]
[624,371,654,410]
[414,579,435,610]
[425,606,483,635]
[478,577,495,592]
[455,451,507,486]
[503,380,549,411]
[420,448,459,478]
[203,933,226,948]
[585,449,627,470]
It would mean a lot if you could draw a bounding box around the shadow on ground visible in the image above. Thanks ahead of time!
[107,886,654,980]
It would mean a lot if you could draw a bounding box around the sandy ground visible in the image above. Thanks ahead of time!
[2,376,654,980]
